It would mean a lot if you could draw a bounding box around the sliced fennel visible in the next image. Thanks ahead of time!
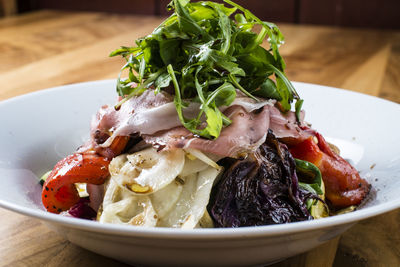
[158,167,221,228]
[99,152,221,228]
[109,147,185,194]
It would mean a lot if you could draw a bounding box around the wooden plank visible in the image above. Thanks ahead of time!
[271,237,340,267]
[0,15,164,100]
[334,210,400,266]
[0,12,155,73]
[277,24,393,93]
[341,44,391,95]
[0,209,128,267]
[0,10,65,28]
[379,33,400,103]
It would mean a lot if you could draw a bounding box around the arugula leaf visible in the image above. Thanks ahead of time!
[110,0,302,139]
[173,0,212,41]
[159,39,180,65]
[169,64,225,139]
[295,158,323,195]
[109,46,141,57]
[208,82,236,107]
[295,99,304,122]
[154,71,171,93]
[255,78,282,100]
[202,105,223,138]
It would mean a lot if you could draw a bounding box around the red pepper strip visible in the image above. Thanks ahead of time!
[96,136,130,159]
[42,152,110,214]
[289,137,324,166]
[290,135,370,208]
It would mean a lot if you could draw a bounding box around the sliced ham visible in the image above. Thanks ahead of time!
[91,90,175,147]
[143,105,270,158]
[91,90,202,148]
[143,105,310,158]
[230,95,275,112]
[269,107,311,145]
[90,89,310,158]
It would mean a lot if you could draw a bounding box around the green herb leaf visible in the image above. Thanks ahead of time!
[155,71,172,93]
[159,39,180,65]
[254,78,282,100]
[173,0,212,41]
[295,158,323,195]
[295,99,304,122]
[110,0,302,139]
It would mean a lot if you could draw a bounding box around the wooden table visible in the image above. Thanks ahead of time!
[0,10,399,267]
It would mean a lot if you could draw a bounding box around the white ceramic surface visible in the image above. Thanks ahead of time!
[0,80,399,266]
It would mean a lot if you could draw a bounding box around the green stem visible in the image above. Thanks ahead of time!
[228,74,259,101]
[221,113,232,126]
[114,69,163,110]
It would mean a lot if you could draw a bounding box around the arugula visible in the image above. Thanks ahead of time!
[295,158,324,209]
[295,158,323,194]
[110,0,302,139]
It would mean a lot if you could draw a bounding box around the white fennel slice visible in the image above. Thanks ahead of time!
[108,147,185,194]
[157,166,221,228]
[100,152,220,229]
[99,179,157,227]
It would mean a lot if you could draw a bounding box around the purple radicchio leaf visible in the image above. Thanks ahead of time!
[210,130,312,227]
[67,197,97,220]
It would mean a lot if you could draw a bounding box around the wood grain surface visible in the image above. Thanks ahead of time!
[0,10,399,267]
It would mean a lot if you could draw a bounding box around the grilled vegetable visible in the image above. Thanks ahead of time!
[210,131,313,227]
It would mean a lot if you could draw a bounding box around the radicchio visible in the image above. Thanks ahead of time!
[209,130,312,227]
[67,197,97,220]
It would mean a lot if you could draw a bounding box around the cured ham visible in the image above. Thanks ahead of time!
[91,90,177,147]
[143,105,270,158]
[142,105,311,158]
[90,90,277,148]
[90,91,310,158]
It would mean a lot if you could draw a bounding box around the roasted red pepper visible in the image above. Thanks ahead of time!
[41,136,130,214]
[289,137,323,167]
[290,133,370,208]
[42,152,110,213]
[96,136,130,159]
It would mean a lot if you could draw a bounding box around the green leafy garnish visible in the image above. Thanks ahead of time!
[110,0,300,139]
[295,158,325,210]
[295,158,323,195]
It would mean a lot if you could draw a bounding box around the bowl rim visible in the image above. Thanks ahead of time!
[1,197,399,240]
[1,80,399,240]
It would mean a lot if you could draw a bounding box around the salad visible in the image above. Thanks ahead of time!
[41,0,370,228]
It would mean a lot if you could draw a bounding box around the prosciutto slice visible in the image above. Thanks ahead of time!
[91,91,276,147]
[143,105,310,158]
[269,106,311,145]
[91,90,177,147]
[143,106,270,158]
[90,90,310,158]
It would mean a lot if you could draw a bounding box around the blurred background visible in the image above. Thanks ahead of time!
[1,0,399,28]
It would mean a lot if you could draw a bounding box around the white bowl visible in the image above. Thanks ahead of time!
[0,80,399,266]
